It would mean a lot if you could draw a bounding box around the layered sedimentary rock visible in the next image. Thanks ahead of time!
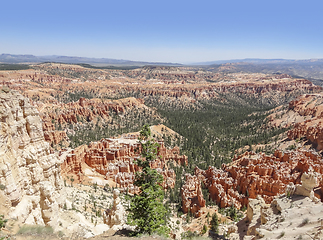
[268,93,323,151]
[41,97,147,131]
[44,130,69,146]
[183,149,323,215]
[0,89,64,227]
[38,96,158,147]
[61,132,187,193]
[2,65,321,110]
[2,65,321,149]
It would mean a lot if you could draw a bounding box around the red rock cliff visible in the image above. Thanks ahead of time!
[182,149,323,215]
[61,132,187,193]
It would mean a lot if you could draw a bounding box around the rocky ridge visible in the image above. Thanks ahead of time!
[2,66,321,106]
[38,96,159,147]
[284,93,323,151]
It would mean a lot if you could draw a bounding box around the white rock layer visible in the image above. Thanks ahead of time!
[0,89,64,229]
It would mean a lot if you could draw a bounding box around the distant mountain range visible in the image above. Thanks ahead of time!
[1,54,323,84]
[0,54,182,66]
[2,53,323,67]
[199,58,323,86]
[193,58,323,65]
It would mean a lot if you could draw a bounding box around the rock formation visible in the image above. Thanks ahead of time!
[2,64,321,149]
[286,170,320,202]
[236,184,323,240]
[41,97,147,131]
[60,132,187,193]
[44,130,69,146]
[0,88,64,228]
[245,196,268,235]
[181,174,206,217]
[38,96,160,147]
[268,93,323,151]
[183,149,323,216]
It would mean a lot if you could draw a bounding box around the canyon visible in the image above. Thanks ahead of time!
[1,63,323,239]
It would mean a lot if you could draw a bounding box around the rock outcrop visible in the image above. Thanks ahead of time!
[183,149,323,216]
[240,190,323,239]
[2,65,321,149]
[61,132,187,193]
[0,89,64,228]
[44,130,69,146]
[286,170,320,202]
[181,174,206,217]
[41,97,147,132]
[245,196,267,235]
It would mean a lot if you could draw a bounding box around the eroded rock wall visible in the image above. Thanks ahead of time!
[270,93,323,151]
[0,89,64,227]
[61,134,187,193]
[181,174,206,217]
[183,149,323,215]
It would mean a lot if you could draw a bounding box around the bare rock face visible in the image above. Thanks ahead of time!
[181,174,205,217]
[39,97,160,147]
[285,93,323,150]
[61,133,187,193]
[0,89,64,228]
[286,170,320,203]
[44,130,69,146]
[182,149,323,215]
[246,196,267,235]
[250,195,323,239]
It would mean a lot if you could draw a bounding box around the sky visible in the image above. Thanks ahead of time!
[0,0,323,63]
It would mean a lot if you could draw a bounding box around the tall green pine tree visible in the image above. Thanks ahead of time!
[127,125,170,236]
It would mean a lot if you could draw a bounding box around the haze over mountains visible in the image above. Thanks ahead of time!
[0,54,182,66]
[1,53,323,85]
[2,53,323,66]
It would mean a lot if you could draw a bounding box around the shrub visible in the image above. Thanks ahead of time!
[17,225,53,235]
[181,230,199,239]
[300,218,309,226]
[0,215,7,229]
[210,213,219,233]
[278,231,285,238]
[201,224,207,235]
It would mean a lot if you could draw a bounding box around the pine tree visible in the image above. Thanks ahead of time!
[127,125,169,236]
[210,213,219,233]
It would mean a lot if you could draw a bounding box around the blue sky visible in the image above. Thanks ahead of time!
[0,0,322,63]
